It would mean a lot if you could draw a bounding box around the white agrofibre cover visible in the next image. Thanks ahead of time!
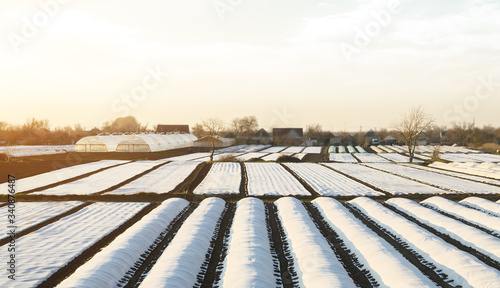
[284,163,383,196]
[460,197,500,217]
[423,196,500,236]
[12,160,127,193]
[57,199,189,288]
[219,198,276,287]
[139,198,225,288]
[245,163,310,196]
[194,162,241,195]
[0,202,148,288]
[329,153,358,163]
[387,198,500,264]
[350,197,500,288]
[275,197,356,288]
[403,164,500,186]
[314,198,437,288]
[354,153,390,163]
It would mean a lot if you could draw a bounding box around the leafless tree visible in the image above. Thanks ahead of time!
[201,117,226,161]
[231,116,258,137]
[393,106,435,162]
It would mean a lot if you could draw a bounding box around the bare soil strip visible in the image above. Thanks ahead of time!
[239,162,248,196]
[0,202,91,246]
[37,202,159,288]
[383,203,500,270]
[265,203,295,288]
[421,203,500,238]
[20,161,130,194]
[320,163,392,196]
[280,163,321,197]
[345,203,455,287]
[303,202,376,287]
[95,161,172,195]
[170,162,212,195]
[200,202,236,288]
[121,204,197,288]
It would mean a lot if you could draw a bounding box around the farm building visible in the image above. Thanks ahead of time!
[73,135,127,152]
[194,136,234,148]
[248,129,273,145]
[156,124,190,134]
[383,135,398,145]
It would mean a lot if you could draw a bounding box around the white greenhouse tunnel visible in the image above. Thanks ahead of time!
[74,134,197,152]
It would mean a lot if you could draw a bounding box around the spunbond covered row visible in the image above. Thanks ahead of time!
[313,197,437,288]
[138,197,226,288]
[422,196,500,236]
[387,198,500,264]
[219,198,276,287]
[350,197,500,288]
[459,197,500,217]
[275,197,356,288]
[57,198,189,288]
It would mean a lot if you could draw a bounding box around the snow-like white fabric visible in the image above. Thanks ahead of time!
[139,197,225,288]
[350,197,500,288]
[57,198,189,288]
[194,162,241,195]
[314,198,437,288]
[460,197,500,217]
[329,153,358,162]
[275,197,356,288]
[219,198,276,287]
[284,163,382,196]
[245,163,310,196]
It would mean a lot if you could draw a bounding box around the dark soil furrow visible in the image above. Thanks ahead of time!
[121,203,197,288]
[37,202,158,288]
[344,203,455,288]
[265,203,295,288]
[170,162,212,195]
[303,202,376,287]
[384,203,500,270]
[0,202,91,246]
[200,202,236,288]
[239,162,248,196]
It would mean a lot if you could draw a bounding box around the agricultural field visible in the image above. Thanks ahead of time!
[1,145,499,287]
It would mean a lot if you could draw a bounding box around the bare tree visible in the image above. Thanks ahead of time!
[231,116,258,137]
[200,117,226,161]
[394,106,435,162]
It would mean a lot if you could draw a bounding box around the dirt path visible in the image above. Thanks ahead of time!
[303,202,376,287]
[200,202,236,288]
[170,162,212,195]
[345,203,455,287]
[122,203,198,288]
[239,162,248,196]
[265,203,295,288]
[36,202,159,288]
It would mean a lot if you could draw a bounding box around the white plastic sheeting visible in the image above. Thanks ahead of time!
[275,197,356,288]
[57,199,189,288]
[284,163,383,196]
[0,202,148,288]
[194,163,241,195]
[421,196,500,237]
[75,134,197,152]
[139,198,225,288]
[460,197,500,217]
[219,198,276,287]
[349,197,500,288]
[329,154,358,163]
[245,163,310,196]
[354,153,390,163]
[314,198,436,288]
[387,198,500,264]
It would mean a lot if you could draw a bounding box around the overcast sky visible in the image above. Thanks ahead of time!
[1,0,499,131]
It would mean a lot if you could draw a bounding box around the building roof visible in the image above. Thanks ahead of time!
[252,128,272,138]
[156,124,190,134]
[364,129,379,138]
[272,128,304,138]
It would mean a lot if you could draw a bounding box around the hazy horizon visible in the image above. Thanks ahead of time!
[2,0,499,131]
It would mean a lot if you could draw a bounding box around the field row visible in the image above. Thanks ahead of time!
[2,196,499,287]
